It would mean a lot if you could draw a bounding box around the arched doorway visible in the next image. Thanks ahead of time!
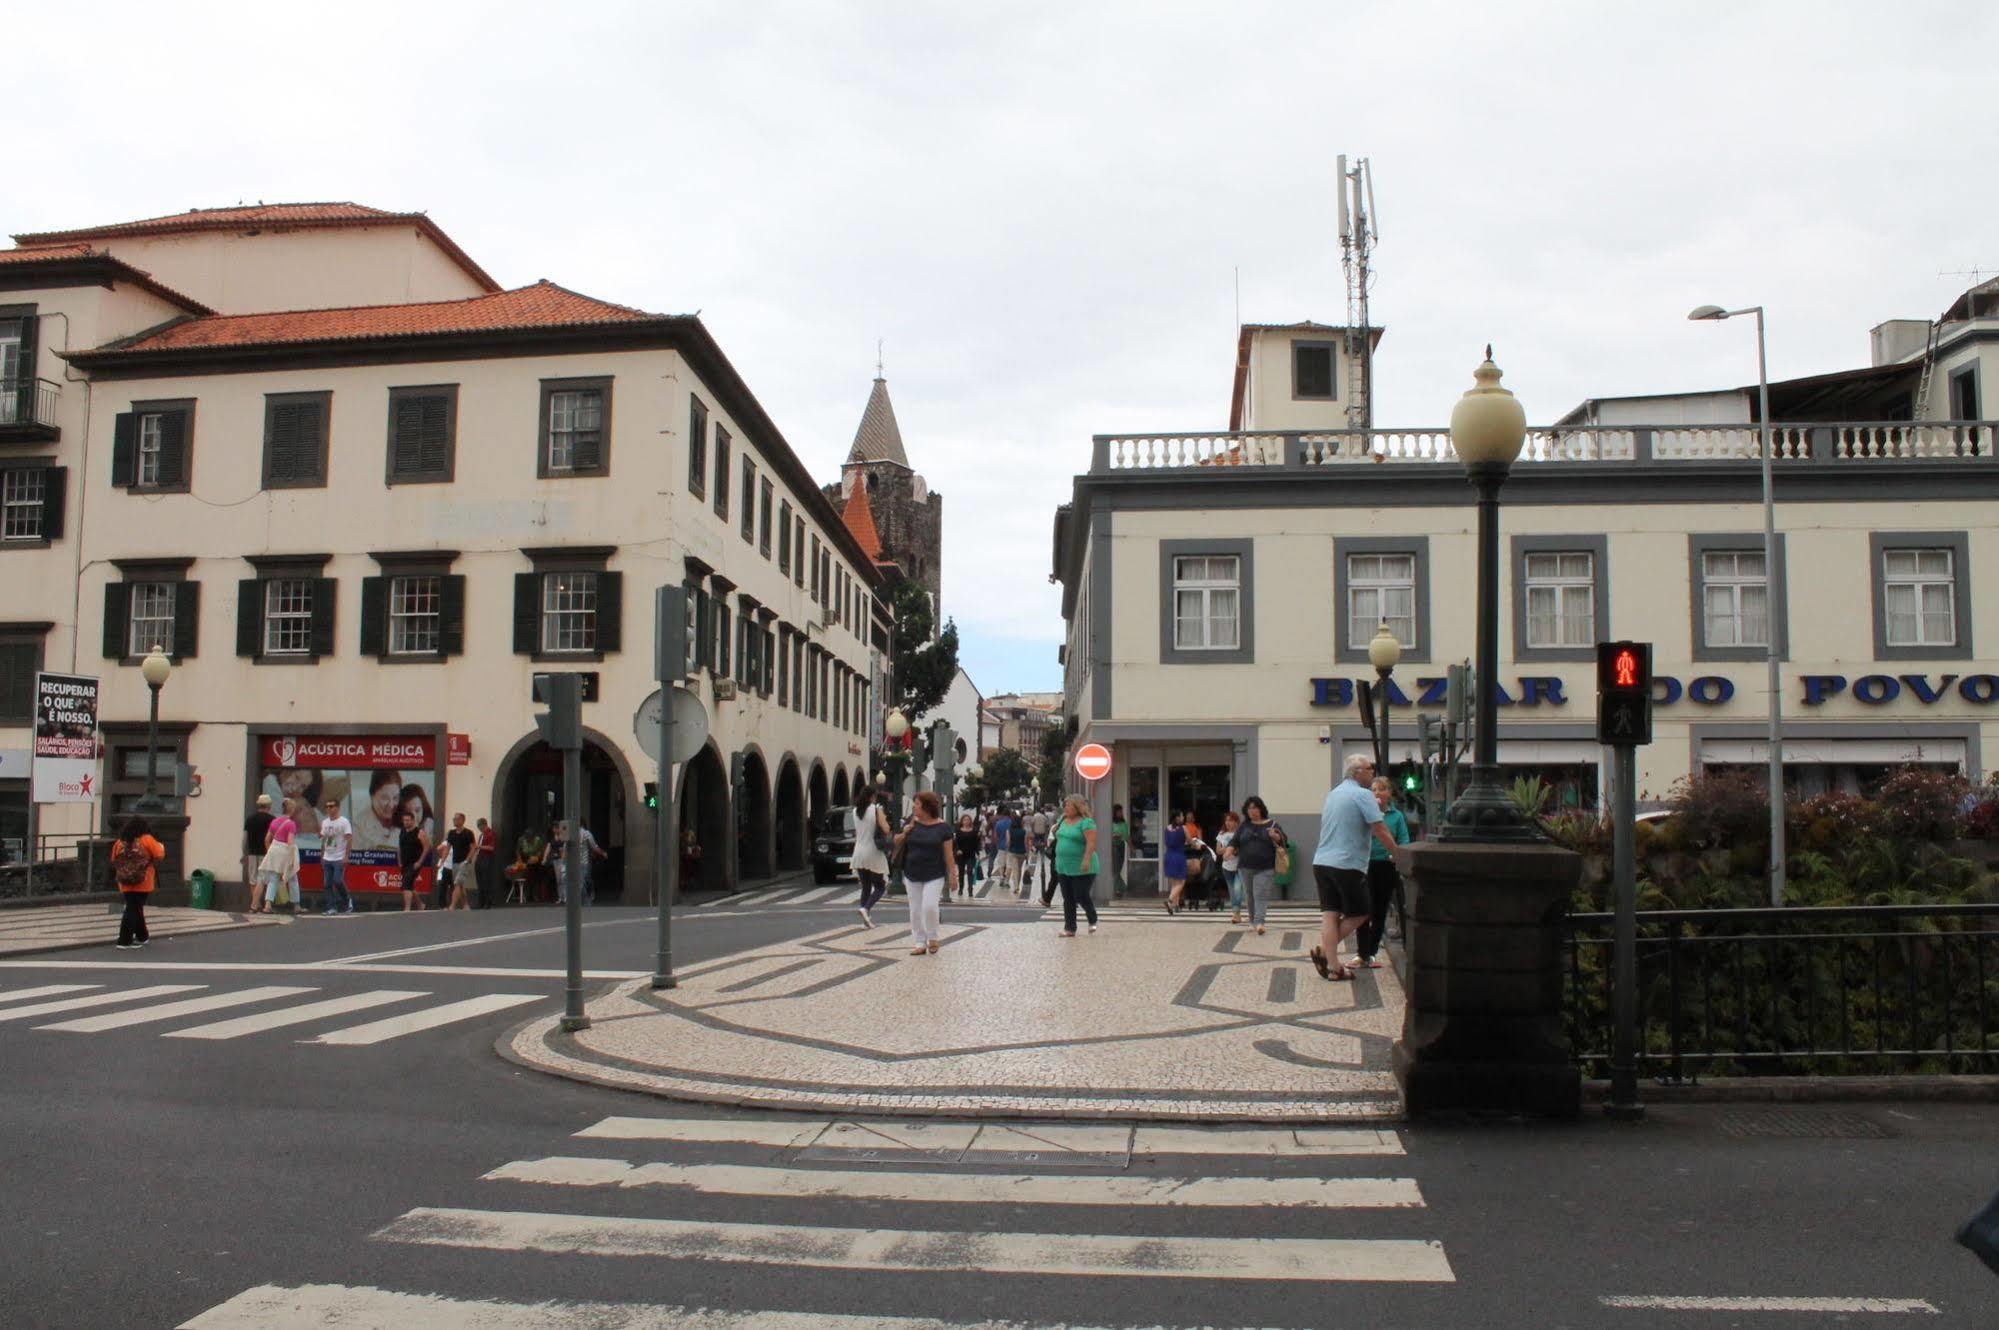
[809,762,830,831]
[493,729,636,904]
[775,758,806,871]
[830,766,849,811]
[738,748,773,881]
[679,743,730,893]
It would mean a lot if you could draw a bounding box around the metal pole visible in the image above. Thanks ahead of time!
[1754,307,1785,907]
[1376,667,1393,779]
[1607,742,1643,1120]
[560,742,588,1032]
[652,691,679,990]
[140,683,162,810]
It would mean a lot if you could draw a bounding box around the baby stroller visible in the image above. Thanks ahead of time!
[1188,844,1230,911]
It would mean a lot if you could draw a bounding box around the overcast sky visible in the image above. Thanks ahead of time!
[17,2,1996,694]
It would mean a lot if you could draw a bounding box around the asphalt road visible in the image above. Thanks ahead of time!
[2,893,1994,1329]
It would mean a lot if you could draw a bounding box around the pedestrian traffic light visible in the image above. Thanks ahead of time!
[533,672,583,751]
[643,781,659,809]
[1400,764,1422,794]
[1595,641,1653,746]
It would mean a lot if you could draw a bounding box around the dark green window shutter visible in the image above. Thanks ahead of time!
[103,582,132,659]
[513,573,539,654]
[595,571,623,653]
[359,576,387,657]
[111,414,136,487]
[172,581,200,660]
[39,467,65,539]
[0,643,34,724]
[309,579,337,657]
[687,398,707,495]
[390,393,450,479]
[237,580,262,657]
[266,400,324,483]
[439,574,466,656]
[156,412,187,487]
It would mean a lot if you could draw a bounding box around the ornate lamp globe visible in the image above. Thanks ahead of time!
[140,646,172,689]
[884,708,910,741]
[1367,622,1402,672]
[1450,347,1527,467]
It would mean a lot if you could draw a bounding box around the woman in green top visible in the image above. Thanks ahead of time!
[1052,795,1101,937]
[1357,776,1411,968]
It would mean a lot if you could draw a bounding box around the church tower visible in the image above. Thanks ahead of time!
[825,374,943,620]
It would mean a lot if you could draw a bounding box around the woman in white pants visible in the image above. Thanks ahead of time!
[895,790,958,956]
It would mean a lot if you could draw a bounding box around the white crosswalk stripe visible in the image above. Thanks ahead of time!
[165,990,428,1041]
[0,984,204,1022]
[309,992,542,1045]
[37,985,318,1033]
[0,983,102,1004]
[0,981,544,1046]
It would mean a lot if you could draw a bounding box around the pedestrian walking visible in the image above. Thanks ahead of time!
[849,786,892,928]
[1051,795,1100,936]
[1163,811,1208,913]
[398,808,431,912]
[318,797,355,915]
[551,820,607,905]
[474,817,497,908]
[252,798,300,914]
[442,813,477,911]
[110,816,165,949]
[1110,803,1129,899]
[952,814,982,898]
[1310,755,1398,981]
[895,790,957,955]
[1217,810,1245,924]
[1232,796,1287,936]
[1002,809,1029,897]
[1355,777,1411,968]
[243,793,275,893]
[981,813,1000,883]
[1025,805,1051,896]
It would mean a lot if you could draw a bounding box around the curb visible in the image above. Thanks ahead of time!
[0,909,279,959]
[1583,1074,1999,1104]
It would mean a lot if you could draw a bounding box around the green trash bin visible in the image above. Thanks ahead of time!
[189,869,215,910]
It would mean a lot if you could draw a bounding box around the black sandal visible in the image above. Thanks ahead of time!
[1310,946,1331,980]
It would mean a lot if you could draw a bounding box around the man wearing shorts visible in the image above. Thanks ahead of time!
[1310,754,1398,982]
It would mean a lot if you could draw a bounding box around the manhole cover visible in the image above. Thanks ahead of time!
[1715,1108,1889,1139]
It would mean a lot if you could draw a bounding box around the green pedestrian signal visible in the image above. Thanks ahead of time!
[643,781,660,810]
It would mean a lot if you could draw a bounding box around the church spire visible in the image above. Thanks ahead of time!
[846,375,910,468]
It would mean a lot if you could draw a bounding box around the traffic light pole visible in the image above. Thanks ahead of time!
[1607,741,1641,1119]
[533,672,589,1034]
[653,587,688,991]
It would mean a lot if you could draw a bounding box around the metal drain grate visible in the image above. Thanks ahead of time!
[1715,1108,1890,1140]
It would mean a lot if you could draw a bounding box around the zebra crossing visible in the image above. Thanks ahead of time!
[181,1114,1452,1327]
[1037,900,1331,925]
[701,876,1013,910]
[0,979,541,1046]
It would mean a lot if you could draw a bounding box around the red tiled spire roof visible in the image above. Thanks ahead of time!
[14,202,501,293]
[841,481,885,560]
[85,281,660,356]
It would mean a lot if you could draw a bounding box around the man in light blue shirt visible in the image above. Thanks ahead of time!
[1311,754,1398,981]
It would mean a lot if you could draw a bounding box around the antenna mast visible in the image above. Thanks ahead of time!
[1339,156,1378,431]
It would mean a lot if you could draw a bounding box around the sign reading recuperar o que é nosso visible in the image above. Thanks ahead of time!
[31,672,100,804]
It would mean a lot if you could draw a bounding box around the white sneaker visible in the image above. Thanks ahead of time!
[858,908,873,928]
[1088,924,1098,934]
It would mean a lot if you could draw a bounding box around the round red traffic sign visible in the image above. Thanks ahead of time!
[1073,743,1113,782]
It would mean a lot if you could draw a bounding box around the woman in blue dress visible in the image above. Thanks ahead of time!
[1162,810,1205,914]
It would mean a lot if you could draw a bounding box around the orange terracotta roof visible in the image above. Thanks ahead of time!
[0,241,96,264]
[0,242,214,313]
[86,281,660,356]
[14,202,501,293]
[841,482,885,560]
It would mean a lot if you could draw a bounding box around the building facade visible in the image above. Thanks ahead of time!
[824,375,943,619]
[2,204,884,899]
[1055,311,1999,895]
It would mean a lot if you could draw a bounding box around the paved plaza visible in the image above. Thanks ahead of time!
[0,902,280,956]
[508,905,1406,1121]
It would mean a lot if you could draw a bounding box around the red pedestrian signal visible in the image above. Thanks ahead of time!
[1596,641,1653,746]
[1614,650,1638,688]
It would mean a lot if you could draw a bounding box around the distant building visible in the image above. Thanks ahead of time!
[824,375,943,625]
[981,692,1061,759]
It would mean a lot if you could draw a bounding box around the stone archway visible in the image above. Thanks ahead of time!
[830,765,849,811]
[678,742,731,893]
[492,726,642,904]
[808,761,830,831]
[738,747,773,881]
[775,758,807,871]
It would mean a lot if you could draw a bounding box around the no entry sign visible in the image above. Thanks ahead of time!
[1073,743,1113,782]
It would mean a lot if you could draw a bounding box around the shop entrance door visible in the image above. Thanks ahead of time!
[503,739,626,902]
[1168,764,1234,843]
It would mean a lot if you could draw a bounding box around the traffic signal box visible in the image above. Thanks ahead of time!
[1595,641,1653,746]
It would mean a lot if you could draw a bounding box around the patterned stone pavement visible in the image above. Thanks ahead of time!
[505,914,1405,1122]
[0,902,281,956]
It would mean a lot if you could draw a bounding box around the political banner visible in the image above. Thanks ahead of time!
[32,672,100,804]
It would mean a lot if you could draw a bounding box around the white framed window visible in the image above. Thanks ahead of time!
[541,571,598,653]
[389,575,441,655]
[262,578,313,656]
[1,468,44,541]
[545,390,602,473]
[1347,552,1415,650]
[1883,548,1955,647]
[1701,550,1769,648]
[1524,551,1595,648]
[136,413,164,486]
[128,583,176,658]
[1172,555,1241,650]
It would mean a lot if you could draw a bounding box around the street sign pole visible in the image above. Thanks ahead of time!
[653,587,688,991]
[1596,640,1653,1121]
[533,673,588,1033]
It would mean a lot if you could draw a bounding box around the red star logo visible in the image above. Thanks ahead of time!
[78,774,93,795]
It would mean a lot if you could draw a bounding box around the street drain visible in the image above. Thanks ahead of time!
[1714,1108,1890,1139]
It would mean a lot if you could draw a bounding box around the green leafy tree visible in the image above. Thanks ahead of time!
[889,580,960,720]
[981,748,1035,803]
[1038,723,1071,799]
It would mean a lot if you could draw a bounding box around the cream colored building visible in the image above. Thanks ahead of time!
[1055,305,1999,894]
[2,204,887,898]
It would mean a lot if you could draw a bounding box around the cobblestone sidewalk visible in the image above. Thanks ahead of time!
[506,915,1405,1122]
[0,902,281,956]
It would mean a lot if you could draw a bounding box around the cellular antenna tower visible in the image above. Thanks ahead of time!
[1337,155,1378,432]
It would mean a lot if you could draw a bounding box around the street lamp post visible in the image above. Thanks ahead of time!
[135,645,172,814]
[883,709,910,891]
[1437,349,1542,843]
[1689,303,1786,906]
[1367,622,1402,778]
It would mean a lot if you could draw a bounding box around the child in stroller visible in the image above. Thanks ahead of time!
[1187,841,1231,911]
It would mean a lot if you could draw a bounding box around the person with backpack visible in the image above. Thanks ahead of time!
[111,816,165,949]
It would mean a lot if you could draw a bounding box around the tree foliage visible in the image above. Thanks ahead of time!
[1037,722,1071,800]
[980,748,1036,803]
[889,580,960,720]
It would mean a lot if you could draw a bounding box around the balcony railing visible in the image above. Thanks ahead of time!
[0,376,61,437]
[1091,421,1996,472]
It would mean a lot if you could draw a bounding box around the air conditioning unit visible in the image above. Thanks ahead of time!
[714,678,739,701]
[822,604,840,626]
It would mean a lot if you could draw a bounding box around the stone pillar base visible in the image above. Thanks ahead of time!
[1393,838,1583,1119]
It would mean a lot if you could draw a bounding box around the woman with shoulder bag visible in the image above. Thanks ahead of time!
[1234,795,1288,936]
[895,790,957,956]
[850,785,892,928]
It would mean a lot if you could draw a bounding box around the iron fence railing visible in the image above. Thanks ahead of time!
[0,376,60,430]
[1564,904,1999,1080]
[0,834,114,900]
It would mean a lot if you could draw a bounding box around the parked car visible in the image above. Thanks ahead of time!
[811,811,855,883]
